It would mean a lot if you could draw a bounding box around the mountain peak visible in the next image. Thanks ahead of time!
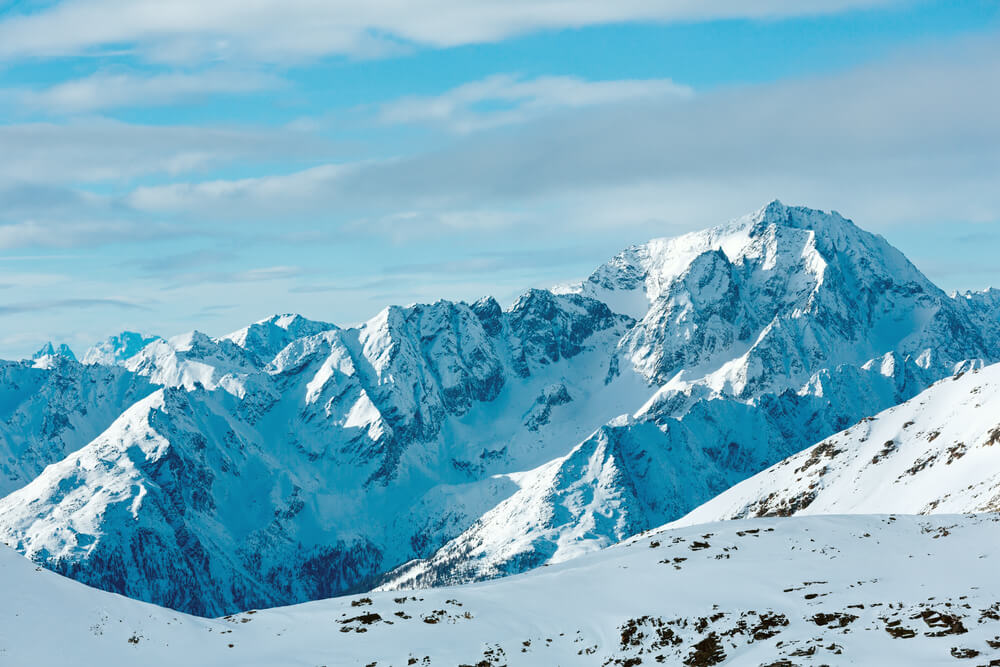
[82,331,160,366]
[222,313,335,362]
[574,201,883,321]
[30,341,76,361]
[169,330,215,351]
[758,198,787,219]
[745,199,855,236]
[252,313,327,330]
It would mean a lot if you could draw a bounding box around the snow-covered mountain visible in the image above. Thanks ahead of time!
[0,356,155,495]
[671,361,1000,527]
[374,355,959,590]
[82,332,161,366]
[376,202,1000,590]
[31,341,76,361]
[3,513,1000,665]
[2,200,999,615]
[0,294,644,615]
[573,200,992,393]
[959,287,1000,346]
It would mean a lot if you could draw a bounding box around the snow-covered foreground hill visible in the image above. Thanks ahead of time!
[2,513,1000,666]
[2,200,999,615]
[672,362,1000,527]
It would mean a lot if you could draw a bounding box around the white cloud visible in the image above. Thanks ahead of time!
[13,69,282,113]
[0,0,906,64]
[377,74,692,132]
[127,164,350,213]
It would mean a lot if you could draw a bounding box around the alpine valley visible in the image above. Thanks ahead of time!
[3,200,1000,644]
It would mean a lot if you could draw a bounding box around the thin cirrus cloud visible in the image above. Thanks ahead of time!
[0,0,906,64]
[0,219,194,250]
[157,265,304,290]
[12,69,284,114]
[126,249,238,274]
[0,297,149,317]
[0,119,331,184]
[376,74,693,133]
[126,164,354,214]
[0,125,337,249]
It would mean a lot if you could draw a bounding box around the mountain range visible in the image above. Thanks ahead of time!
[2,200,999,617]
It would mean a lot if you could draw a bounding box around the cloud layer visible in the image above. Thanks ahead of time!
[13,70,283,114]
[0,0,904,63]
[377,74,691,133]
[118,37,1000,234]
[0,120,328,184]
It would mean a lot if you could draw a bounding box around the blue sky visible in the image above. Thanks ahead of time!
[0,0,999,358]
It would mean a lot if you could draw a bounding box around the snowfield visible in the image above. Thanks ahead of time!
[2,514,1000,665]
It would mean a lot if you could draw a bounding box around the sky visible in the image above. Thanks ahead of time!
[0,0,999,358]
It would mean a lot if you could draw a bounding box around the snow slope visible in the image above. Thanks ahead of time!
[2,514,1000,666]
[2,201,999,615]
[672,362,1000,527]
